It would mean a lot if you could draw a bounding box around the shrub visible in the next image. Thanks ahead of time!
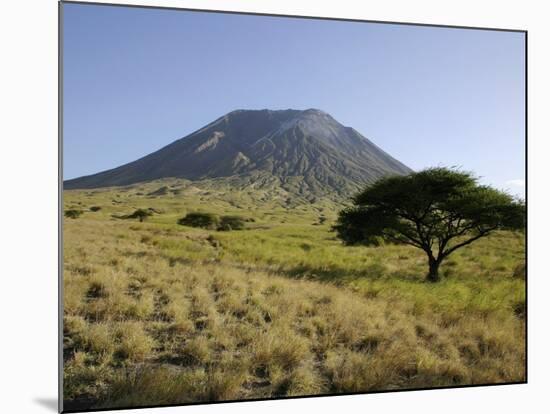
[89,206,102,212]
[65,209,83,219]
[217,216,246,231]
[178,212,219,229]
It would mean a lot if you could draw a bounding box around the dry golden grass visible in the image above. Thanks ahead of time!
[63,187,525,410]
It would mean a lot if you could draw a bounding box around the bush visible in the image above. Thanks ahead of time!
[65,209,83,219]
[178,212,219,229]
[218,216,246,231]
[89,206,102,212]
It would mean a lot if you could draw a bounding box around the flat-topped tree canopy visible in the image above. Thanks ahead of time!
[334,167,525,282]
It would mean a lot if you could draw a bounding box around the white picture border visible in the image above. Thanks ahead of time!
[1,1,547,413]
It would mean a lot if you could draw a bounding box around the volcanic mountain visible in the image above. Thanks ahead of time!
[64,109,412,198]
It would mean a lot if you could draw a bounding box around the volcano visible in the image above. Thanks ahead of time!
[64,109,412,198]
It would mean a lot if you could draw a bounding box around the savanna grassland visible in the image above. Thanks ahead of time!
[63,178,526,410]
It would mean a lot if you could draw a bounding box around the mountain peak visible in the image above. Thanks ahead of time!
[301,108,328,115]
[64,108,412,199]
[224,108,329,117]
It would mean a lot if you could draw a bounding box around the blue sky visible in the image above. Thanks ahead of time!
[63,3,525,197]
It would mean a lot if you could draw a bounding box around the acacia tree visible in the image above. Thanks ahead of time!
[128,209,153,222]
[334,168,525,282]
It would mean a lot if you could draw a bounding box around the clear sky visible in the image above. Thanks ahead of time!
[63,3,525,197]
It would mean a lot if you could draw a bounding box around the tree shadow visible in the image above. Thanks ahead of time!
[278,263,423,284]
[222,257,425,286]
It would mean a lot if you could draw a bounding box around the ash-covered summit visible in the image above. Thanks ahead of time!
[64,109,412,198]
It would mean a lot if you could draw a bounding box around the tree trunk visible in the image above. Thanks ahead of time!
[426,257,441,282]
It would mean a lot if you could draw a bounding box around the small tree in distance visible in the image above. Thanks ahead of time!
[334,168,525,282]
[128,209,153,222]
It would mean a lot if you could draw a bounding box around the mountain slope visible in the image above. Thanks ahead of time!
[64,109,412,198]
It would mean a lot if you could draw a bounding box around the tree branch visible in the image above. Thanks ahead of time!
[382,231,424,250]
[442,229,494,257]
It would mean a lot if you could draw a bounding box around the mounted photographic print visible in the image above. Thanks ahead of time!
[60,1,527,412]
